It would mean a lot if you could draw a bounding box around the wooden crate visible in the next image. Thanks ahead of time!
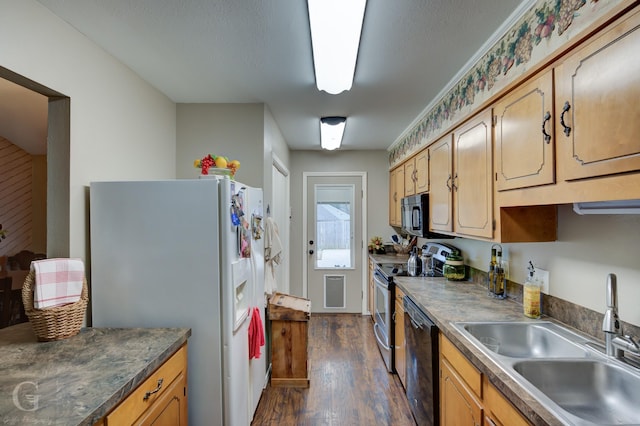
[268,292,311,388]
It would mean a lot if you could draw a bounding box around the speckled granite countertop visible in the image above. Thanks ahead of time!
[0,323,190,425]
[369,253,409,264]
[394,276,585,426]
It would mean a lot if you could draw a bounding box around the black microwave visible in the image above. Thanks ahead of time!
[401,194,452,239]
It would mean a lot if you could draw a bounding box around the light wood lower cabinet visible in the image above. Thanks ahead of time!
[394,287,406,388]
[439,334,530,426]
[98,345,188,426]
[496,5,640,208]
[440,358,483,426]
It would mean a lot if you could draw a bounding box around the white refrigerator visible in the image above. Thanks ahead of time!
[89,177,267,426]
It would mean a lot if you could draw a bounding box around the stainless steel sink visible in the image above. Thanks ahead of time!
[513,359,640,425]
[455,321,591,358]
[452,321,640,425]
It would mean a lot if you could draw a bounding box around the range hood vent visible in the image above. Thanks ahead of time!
[573,199,640,215]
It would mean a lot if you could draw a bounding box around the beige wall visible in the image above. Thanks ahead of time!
[289,150,395,296]
[422,205,640,326]
[175,103,265,188]
[263,106,290,213]
[1,0,177,263]
[176,102,291,218]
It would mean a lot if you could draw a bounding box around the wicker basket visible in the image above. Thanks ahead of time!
[392,243,411,255]
[22,270,89,342]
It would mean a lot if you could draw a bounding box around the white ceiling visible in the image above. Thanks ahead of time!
[14,0,527,152]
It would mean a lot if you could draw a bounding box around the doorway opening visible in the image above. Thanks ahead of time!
[0,66,71,259]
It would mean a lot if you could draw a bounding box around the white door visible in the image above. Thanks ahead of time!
[304,174,365,313]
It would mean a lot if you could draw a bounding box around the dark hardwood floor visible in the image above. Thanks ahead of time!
[252,314,416,426]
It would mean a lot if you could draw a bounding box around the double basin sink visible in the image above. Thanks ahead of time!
[452,321,640,425]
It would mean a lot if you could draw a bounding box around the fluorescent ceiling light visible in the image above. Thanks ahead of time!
[320,117,346,150]
[308,0,367,94]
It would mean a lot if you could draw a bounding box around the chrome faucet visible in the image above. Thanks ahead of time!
[602,273,640,359]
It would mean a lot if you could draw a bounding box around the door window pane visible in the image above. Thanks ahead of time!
[315,184,354,269]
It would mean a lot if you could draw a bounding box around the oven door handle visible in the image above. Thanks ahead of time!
[373,322,391,351]
[373,271,388,289]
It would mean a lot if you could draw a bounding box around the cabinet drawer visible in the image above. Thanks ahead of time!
[107,345,187,425]
[440,334,482,398]
[135,371,187,426]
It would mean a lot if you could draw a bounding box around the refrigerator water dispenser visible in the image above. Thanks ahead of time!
[232,258,252,331]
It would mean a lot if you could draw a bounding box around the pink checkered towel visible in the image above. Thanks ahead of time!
[31,258,84,309]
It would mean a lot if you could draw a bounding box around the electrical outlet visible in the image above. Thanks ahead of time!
[536,268,550,294]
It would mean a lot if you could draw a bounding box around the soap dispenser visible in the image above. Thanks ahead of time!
[523,261,542,319]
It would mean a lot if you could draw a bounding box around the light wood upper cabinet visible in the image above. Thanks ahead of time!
[453,108,494,239]
[389,166,404,226]
[494,68,555,191]
[404,150,429,196]
[428,134,454,233]
[555,7,640,182]
[404,159,416,197]
[414,150,429,194]
[429,110,495,241]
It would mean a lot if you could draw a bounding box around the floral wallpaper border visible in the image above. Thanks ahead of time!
[388,0,622,166]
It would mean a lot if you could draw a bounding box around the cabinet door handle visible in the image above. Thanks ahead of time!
[143,378,164,401]
[542,111,552,144]
[446,174,452,192]
[560,101,571,137]
[452,172,458,191]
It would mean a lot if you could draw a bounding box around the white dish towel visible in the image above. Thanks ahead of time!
[31,258,84,309]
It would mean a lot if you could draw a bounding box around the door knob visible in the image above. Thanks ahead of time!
[309,240,314,245]
[309,249,314,255]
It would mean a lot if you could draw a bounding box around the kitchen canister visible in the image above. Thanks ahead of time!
[443,250,466,281]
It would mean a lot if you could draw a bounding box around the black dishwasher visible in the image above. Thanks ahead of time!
[404,295,439,426]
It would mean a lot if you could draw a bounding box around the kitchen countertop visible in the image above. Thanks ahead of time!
[369,252,409,264]
[395,276,582,426]
[0,323,191,425]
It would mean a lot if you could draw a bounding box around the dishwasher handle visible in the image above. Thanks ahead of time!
[403,295,434,329]
[409,317,422,330]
